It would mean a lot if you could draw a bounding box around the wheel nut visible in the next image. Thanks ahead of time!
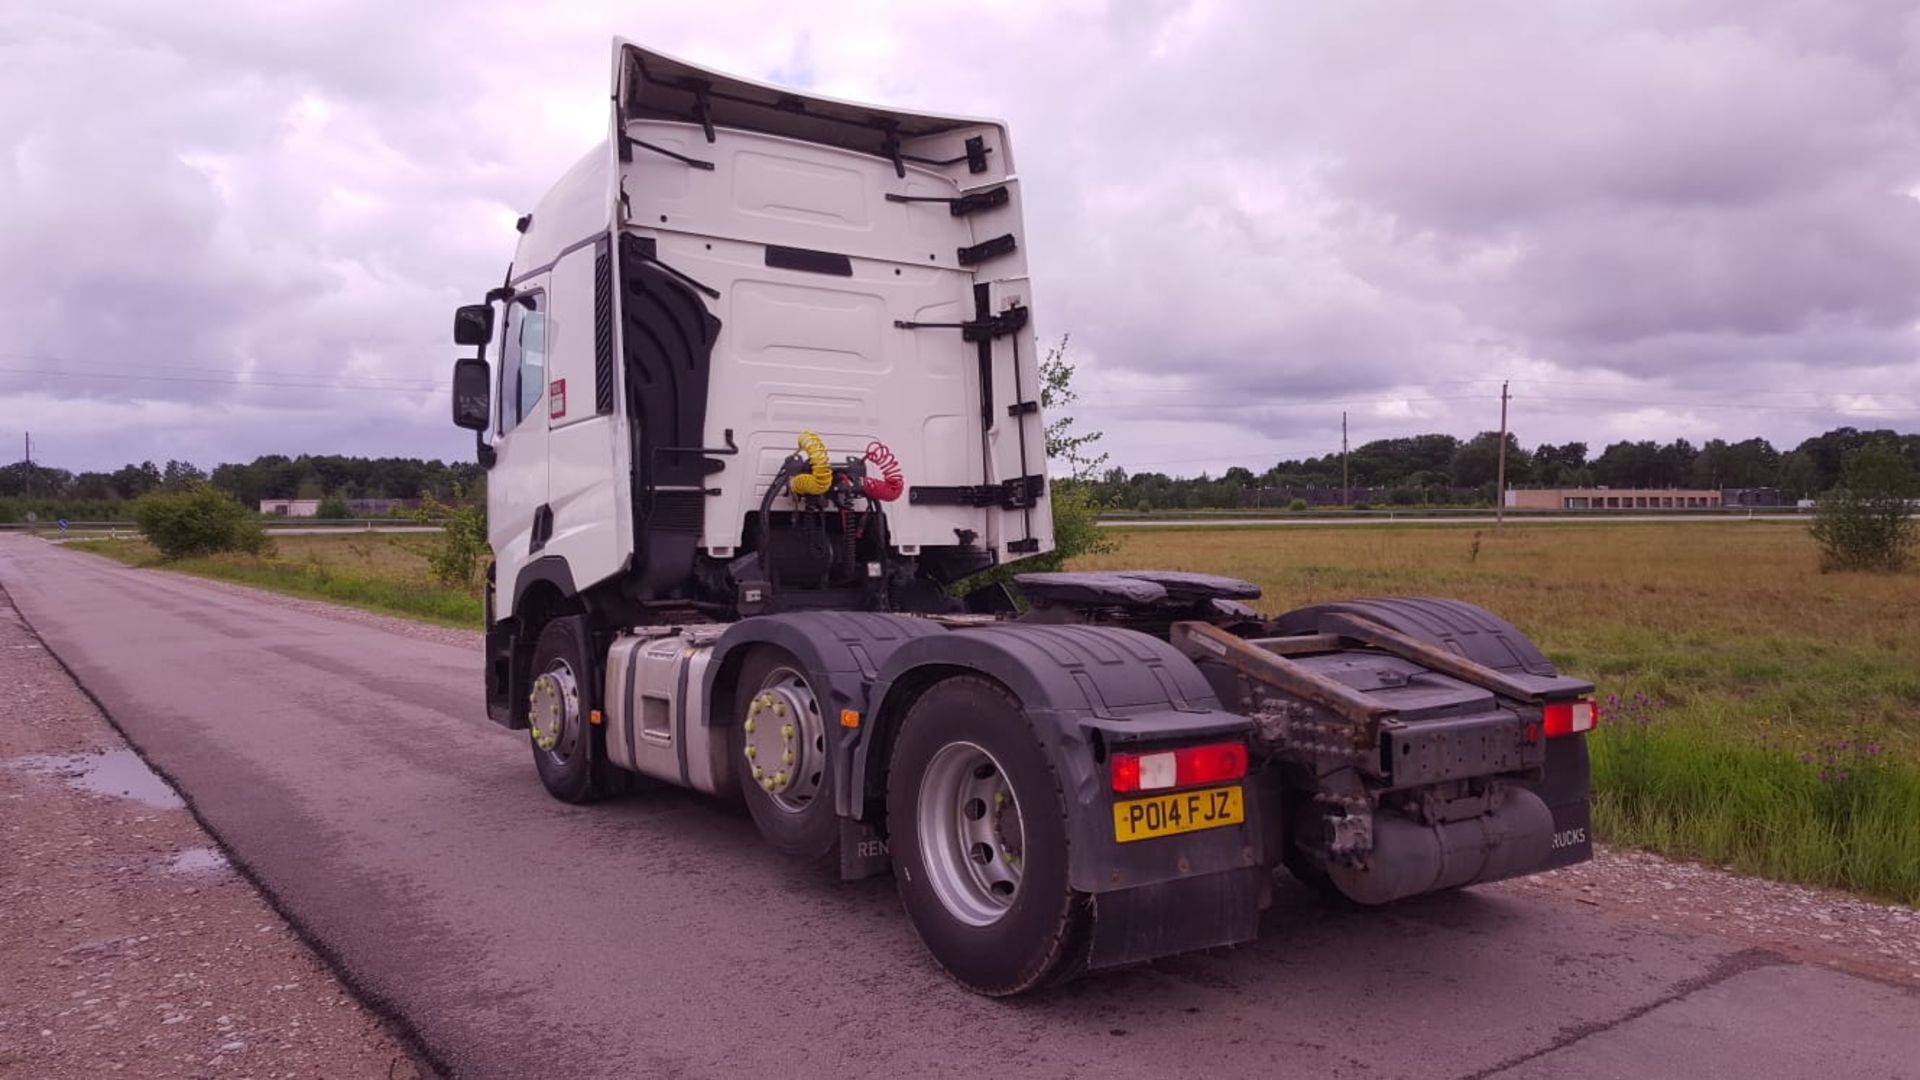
[782,750,793,765]
[744,718,755,734]
[745,746,757,760]
[781,724,794,739]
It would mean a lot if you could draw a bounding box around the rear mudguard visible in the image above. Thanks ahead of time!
[1272,597,1595,871]
[867,623,1266,969]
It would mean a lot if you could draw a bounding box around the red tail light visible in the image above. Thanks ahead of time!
[1543,699,1597,737]
[1110,741,1249,793]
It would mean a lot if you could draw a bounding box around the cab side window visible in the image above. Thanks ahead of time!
[497,294,547,434]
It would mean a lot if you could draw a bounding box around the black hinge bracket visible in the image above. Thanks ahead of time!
[619,134,715,171]
[957,233,1017,266]
[885,186,1009,217]
[893,304,1028,342]
[1006,538,1042,554]
[1007,400,1039,417]
[898,136,992,174]
[681,78,717,143]
[909,474,1046,510]
[653,429,740,480]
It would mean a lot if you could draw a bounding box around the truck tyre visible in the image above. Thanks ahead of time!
[734,648,838,862]
[527,619,622,803]
[886,676,1090,996]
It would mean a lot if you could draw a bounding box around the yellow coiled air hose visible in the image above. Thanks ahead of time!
[790,430,833,496]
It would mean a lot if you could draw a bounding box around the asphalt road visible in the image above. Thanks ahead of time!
[3,535,1913,1080]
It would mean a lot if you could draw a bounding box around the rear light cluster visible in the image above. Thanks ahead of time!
[1110,741,1248,793]
[1543,699,1598,737]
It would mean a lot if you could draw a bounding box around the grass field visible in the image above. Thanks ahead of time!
[1081,522,1920,903]
[69,533,482,628]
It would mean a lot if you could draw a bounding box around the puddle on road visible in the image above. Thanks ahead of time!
[6,749,185,809]
[167,846,231,875]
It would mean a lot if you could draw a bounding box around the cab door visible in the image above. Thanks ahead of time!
[488,278,551,617]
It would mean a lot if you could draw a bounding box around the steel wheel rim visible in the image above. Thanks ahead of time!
[917,741,1024,927]
[741,667,827,812]
[529,658,581,766]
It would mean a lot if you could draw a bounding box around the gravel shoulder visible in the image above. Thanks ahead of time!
[0,584,424,1079]
[1500,845,1920,988]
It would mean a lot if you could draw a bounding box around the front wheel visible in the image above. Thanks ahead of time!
[527,619,623,803]
[734,649,839,862]
[886,676,1089,996]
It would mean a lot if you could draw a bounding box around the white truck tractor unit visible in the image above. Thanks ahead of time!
[449,40,1599,995]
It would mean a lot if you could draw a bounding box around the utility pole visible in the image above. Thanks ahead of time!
[1495,381,1509,530]
[22,432,30,503]
[1341,411,1350,507]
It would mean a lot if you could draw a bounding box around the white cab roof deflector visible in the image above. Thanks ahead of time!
[613,40,1014,183]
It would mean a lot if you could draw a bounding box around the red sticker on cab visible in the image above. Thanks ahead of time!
[549,378,566,420]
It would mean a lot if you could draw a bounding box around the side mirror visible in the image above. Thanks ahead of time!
[451,357,491,431]
[453,304,494,346]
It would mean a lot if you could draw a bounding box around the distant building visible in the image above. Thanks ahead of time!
[258,498,321,517]
[1505,488,1723,511]
[1722,487,1790,508]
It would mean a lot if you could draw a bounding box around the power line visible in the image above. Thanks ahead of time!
[1077,390,1913,416]
[0,366,447,393]
[0,351,443,386]
[1078,393,1498,411]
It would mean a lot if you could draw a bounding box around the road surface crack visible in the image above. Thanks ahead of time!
[1455,947,1787,1080]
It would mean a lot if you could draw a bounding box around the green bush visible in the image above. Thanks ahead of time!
[1287,498,1308,511]
[412,489,489,588]
[1045,482,1117,568]
[315,494,352,520]
[1810,446,1917,572]
[133,484,271,561]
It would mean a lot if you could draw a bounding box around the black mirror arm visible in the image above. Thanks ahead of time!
[475,430,496,470]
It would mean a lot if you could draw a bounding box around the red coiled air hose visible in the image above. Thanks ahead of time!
[862,440,904,501]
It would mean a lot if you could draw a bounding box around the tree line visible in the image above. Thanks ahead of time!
[2,424,1914,523]
[1093,426,1920,511]
[0,454,485,522]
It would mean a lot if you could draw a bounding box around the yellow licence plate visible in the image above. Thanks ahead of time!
[1112,785,1245,843]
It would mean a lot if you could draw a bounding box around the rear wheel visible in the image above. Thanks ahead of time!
[734,649,838,862]
[887,676,1089,995]
[527,619,622,803]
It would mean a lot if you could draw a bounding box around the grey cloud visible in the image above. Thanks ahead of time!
[1,1,1915,476]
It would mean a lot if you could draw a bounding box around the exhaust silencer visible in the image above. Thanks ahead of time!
[1326,787,1554,906]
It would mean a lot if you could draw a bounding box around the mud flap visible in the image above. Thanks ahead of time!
[838,817,891,880]
[1087,866,1266,970]
[1535,734,1594,869]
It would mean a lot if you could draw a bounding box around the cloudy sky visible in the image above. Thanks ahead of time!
[4,0,1917,476]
